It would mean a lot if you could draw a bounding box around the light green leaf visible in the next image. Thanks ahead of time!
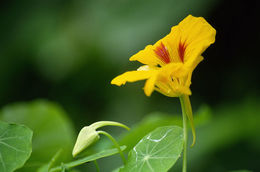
[121,126,183,172]
[0,121,33,172]
[119,113,182,152]
[50,146,126,172]
[0,100,75,171]
[119,106,210,152]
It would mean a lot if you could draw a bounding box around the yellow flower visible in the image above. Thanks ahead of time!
[111,15,216,97]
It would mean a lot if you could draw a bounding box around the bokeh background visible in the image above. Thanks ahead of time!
[0,0,259,171]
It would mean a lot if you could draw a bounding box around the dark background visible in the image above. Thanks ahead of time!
[0,0,259,171]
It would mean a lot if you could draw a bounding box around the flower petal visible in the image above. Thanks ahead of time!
[129,45,165,66]
[176,15,216,68]
[129,33,178,66]
[111,70,156,86]
[144,74,158,96]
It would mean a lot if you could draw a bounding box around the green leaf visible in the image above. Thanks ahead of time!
[121,126,183,172]
[119,106,210,152]
[119,112,182,152]
[0,121,33,172]
[50,146,127,172]
[0,100,75,171]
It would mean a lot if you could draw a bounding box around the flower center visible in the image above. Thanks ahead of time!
[154,42,171,64]
[178,41,187,63]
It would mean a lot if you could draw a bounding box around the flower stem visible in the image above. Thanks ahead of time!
[97,131,126,164]
[94,160,100,172]
[179,95,189,172]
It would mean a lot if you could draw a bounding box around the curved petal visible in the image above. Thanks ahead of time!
[177,15,216,68]
[129,45,164,66]
[160,62,187,78]
[144,74,158,96]
[111,70,156,86]
[166,15,216,69]
[163,26,183,63]
[130,33,176,67]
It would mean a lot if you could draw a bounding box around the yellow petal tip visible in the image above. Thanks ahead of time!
[111,78,124,86]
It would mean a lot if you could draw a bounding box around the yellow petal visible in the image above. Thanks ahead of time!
[129,45,165,67]
[163,26,183,63]
[111,70,156,86]
[130,32,179,67]
[137,65,151,71]
[144,74,158,96]
[160,62,187,78]
[176,15,216,68]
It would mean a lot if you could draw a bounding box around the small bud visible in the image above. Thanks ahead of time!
[72,126,100,157]
[72,121,129,157]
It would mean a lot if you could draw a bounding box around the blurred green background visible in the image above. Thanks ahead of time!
[0,0,259,171]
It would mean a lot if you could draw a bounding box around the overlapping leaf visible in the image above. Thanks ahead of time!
[0,121,33,172]
[0,100,75,171]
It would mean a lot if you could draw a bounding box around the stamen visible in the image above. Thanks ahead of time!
[154,42,171,64]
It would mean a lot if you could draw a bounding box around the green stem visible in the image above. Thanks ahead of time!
[94,160,100,172]
[50,146,126,172]
[91,121,130,131]
[47,149,63,170]
[60,163,66,172]
[180,95,188,172]
[97,131,126,164]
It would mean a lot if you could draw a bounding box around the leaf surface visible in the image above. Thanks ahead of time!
[0,121,33,172]
[121,126,183,172]
[0,100,75,171]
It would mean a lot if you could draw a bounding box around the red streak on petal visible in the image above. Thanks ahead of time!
[154,42,171,64]
[178,41,187,63]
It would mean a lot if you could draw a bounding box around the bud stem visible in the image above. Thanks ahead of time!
[97,131,126,164]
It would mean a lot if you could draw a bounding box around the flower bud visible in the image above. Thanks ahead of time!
[72,126,100,157]
[72,121,129,157]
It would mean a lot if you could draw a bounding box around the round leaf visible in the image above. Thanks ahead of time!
[0,121,33,172]
[0,100,75,171]
[121,126,183,172]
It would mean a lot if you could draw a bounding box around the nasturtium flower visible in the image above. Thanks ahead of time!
[111,15,216,97]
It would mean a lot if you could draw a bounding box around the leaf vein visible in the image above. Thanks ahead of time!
[0,141,26,153]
